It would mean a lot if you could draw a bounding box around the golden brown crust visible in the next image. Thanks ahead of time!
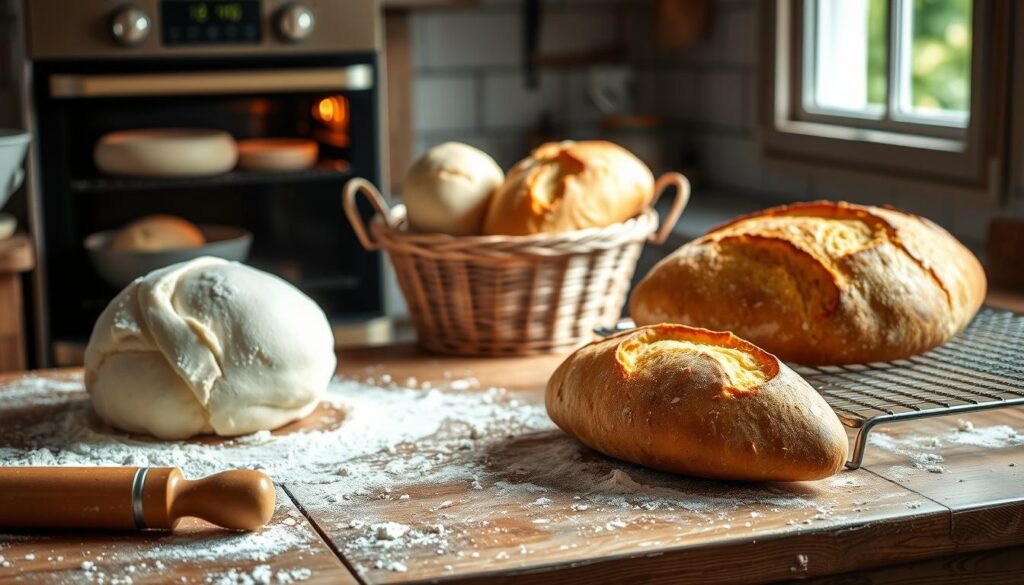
[629,201,986,365]
[482,141,654,235]
[545,324,849,481]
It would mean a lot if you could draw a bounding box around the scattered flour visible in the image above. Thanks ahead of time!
[867,421,1023,475]
[372,522,410,541]
[203,565,312,585]
[0,376,544,487]
[6,371,970,580]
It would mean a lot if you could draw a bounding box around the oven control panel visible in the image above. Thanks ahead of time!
[25,0,376,59]
[159,1,263,46]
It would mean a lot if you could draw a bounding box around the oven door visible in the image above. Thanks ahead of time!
[30,54,383,361]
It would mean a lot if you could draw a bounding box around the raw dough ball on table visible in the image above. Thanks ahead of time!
[85,257,336,439]
[402,142,504,235]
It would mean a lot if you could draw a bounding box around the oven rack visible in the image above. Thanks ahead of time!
[599,307,1024,469]
[69,161,351,193]
[794,307,1024,468]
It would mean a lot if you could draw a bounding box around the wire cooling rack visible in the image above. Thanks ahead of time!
[599,307,1024,469]
[793,307,1024,468]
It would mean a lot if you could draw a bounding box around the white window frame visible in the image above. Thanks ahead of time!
[760,0,1011,193]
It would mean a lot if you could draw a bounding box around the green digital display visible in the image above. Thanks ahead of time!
[162,0,261,45]
[186,3,245,23]
[187,3,208,22]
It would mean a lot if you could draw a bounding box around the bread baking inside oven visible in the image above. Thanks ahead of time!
[630,201,986,365]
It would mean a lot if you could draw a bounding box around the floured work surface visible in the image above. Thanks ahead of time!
[1,347,1023,585]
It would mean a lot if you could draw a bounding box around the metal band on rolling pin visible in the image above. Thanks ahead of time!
[131,467,149,530]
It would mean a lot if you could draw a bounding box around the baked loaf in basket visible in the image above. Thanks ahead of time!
[482,140,654,235]
[630,201,986,365]
[546,324,848,481]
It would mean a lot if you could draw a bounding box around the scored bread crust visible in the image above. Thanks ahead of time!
[482,140,654,235]
[629,201,986,365]
[545,324,849,482]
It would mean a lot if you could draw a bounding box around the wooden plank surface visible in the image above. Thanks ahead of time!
[799,544,1024,585]
[315,347,951,584]
[0,372,359,585]
[0,341,1022,584]
[851,407,1024,552]
[0,486,358,584]
[0,235,33,274]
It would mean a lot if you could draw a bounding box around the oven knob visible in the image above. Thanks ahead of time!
[110,5,151,46]
[276,4,315,43]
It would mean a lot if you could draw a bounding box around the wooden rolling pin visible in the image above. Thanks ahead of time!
[0,467,275,531]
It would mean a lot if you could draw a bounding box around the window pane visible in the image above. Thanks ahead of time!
[901,0,972,122]
[808,0,888,114]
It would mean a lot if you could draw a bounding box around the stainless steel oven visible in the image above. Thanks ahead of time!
[10,0,385,366]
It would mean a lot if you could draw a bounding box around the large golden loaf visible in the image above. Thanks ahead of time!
[546,324,849,481]
[630,201,987,365]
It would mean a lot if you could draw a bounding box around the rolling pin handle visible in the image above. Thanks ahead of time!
[0,467,275,532]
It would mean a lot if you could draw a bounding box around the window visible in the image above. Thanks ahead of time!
[762,0,1010,188]
[804,0,971,132]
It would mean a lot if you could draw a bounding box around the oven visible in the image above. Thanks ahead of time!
[16,0,385,366]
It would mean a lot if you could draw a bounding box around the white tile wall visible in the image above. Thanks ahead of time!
[563,70,603,125]
[413,75,477,132]
[403,0,1011,247]
[540,7,619,56]
[696,70,747,129]
[407,0,645,170]
[481,71,564,129]
[660,69,697,119]
[720,7,756,66]
[416,10,521,69]
[700,134,761,192]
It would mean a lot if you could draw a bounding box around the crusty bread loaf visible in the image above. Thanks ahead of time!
[546,324,848,481]
[482,141,654,235]
[630,201,986,365]
[110,215,205,252]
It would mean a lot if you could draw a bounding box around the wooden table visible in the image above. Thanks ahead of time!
[0,234,34,372]
[1,345,1023,584]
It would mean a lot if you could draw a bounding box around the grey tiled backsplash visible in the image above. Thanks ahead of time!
[406,0,1014,247]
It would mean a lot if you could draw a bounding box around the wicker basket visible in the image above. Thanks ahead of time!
[342,173,690,356]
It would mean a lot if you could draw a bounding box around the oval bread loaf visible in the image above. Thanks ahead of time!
[630,201,986,365]
[546,324,848,482]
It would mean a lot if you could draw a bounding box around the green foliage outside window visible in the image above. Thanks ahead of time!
[865,0,971,113]
[912,0,971,112]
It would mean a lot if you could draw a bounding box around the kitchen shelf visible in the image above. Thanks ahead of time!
[69,161,352,193]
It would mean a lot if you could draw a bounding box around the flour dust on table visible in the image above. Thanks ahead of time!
[0,370,881,580]
[868,421,1024,476]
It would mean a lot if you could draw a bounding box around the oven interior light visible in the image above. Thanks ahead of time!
[314,96,349,128]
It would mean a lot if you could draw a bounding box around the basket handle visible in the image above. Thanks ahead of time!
[342,178,392,251]
[648,172,691,245]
